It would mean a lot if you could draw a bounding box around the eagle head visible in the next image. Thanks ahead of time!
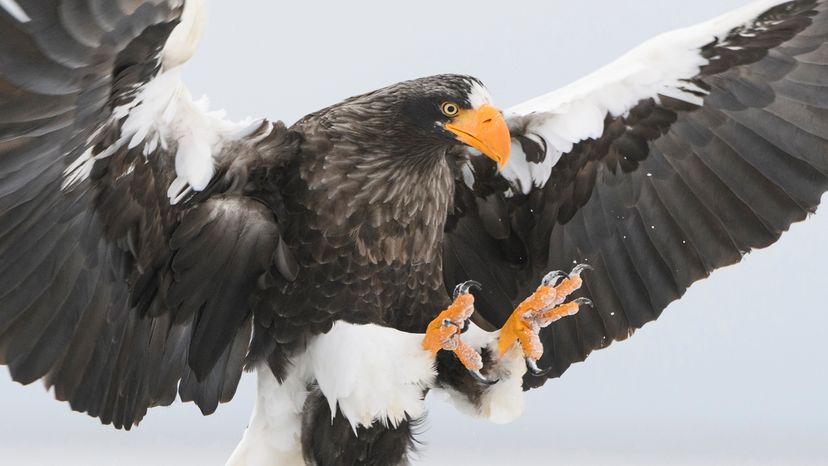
[314,74,511,170]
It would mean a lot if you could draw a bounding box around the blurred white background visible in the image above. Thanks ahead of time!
[1,1,827,465]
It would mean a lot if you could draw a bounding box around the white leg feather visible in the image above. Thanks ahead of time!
[227,322,439,464]
[225,365,309,466]
[305,322,437,431]
[439,323,528,424]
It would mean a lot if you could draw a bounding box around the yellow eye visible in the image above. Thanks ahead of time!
[441,102,460,117]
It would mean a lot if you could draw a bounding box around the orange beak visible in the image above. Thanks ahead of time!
[445,104,511,171]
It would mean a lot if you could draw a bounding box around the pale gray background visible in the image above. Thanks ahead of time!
[2,1,827,465]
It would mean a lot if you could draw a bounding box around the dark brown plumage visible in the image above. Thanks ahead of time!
[247,79,476,381]
[0,0,493,443]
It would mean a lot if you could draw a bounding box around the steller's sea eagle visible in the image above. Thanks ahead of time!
[1,0,827,464]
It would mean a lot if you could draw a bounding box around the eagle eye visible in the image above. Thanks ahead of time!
[440,102,460,117]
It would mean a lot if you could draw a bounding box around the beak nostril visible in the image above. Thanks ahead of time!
[445,104,510,170]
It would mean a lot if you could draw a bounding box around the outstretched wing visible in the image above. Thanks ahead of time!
[0,0,297,427]
[444,0,828,388]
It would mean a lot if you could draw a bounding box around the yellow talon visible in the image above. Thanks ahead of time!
[422,281,489,375]
[422,292,475,357]
[497,265,593,365]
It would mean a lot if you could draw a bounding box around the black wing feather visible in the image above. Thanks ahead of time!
[445,0,828,388]
[0,0,297,428]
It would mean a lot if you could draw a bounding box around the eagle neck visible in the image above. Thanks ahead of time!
[308,145,454,266]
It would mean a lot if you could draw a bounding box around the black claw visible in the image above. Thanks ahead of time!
[574,297,594,308]
[442,319,462,329]
[541,271,567,287]
[570,263,594,277]
[453,280,482,299]
[525,359,553,377]
[470,370,499,385]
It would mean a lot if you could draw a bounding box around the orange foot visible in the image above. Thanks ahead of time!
[423,281,495,385]
[497,264,593,376]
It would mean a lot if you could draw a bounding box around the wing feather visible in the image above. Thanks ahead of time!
[446,0,828,388]
[0,0,298,428]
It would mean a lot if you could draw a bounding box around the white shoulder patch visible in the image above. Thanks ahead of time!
[61,0,264,202]
[61,64,260,201]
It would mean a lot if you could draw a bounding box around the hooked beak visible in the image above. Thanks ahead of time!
[445,104,511,171]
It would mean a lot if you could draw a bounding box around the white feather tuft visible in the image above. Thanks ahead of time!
[467,79,494,109]
[163,0,206,69]
[0,0,29,22]
[61,147,96,191]
[174,130,214,191]
[92,67,256,202]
